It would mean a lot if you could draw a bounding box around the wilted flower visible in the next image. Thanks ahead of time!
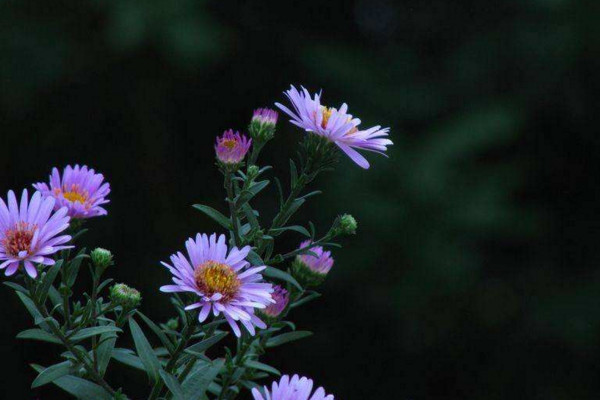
[252,375,334,400]
[33,165,111,219]
[160,233,274,337]
[276,85,392,169]
[110,283,141,309]
[91,247,113,269]
[215,130,252,166]
[258,285,289,321]
[0,190,72,278]
[292,241,334,287]
[250,108,278,142]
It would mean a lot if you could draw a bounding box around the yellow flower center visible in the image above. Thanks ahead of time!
[2,222,35,257]
[194,261,241,302]
[223,139,237,150]
[58,185,89,204]
[320,106,333,129]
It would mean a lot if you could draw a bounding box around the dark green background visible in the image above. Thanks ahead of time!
[1,0,598,398]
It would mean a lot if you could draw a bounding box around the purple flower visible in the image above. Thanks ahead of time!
[292,241,335,287]
[252,108,279,126]
[215,130,252,165]
[275,85,393,169]
[33,165,110,219]
[260,285,289,319]
[252,375,334,400]
[297,241,334,275]
[160,233,274,337]
[0,190,72,278]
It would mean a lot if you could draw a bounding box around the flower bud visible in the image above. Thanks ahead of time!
[247,165,260,180]
[165,317,179,331]
[291,241,334,287]
[249,108,278,142]
[258,285,289,323]
[215,130,252,169]
[91,247,113,269]
[332,214,357,236]
[110,283,142,309]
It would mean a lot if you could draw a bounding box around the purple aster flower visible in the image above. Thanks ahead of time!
[160,233,274,337]
[215,130,252,165]
[252,375,334,400]
[0,190,72,278]
[292,241,335,287]
[33,165,110,219]
[252,108,279,126]
[275,85,393,169]
[259,284,289,320]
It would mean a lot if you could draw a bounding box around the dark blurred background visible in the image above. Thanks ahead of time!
[1,0,598,398]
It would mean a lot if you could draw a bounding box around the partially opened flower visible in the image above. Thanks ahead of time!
[292,241,335,287]
[258,284,289,322]
[250,108,279,142]
[33,164,110,219]
[275,85,392,169]
[252,375,334,400]
[215,130,252,166]
[160,233,274,336]
[0,190,72,278]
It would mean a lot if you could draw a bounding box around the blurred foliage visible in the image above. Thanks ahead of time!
[0,0,598,398]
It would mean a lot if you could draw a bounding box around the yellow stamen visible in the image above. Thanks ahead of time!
[194,261,241,302]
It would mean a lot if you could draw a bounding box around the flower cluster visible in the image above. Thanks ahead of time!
[2,85,390,400]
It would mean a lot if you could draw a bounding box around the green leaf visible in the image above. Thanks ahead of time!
[185,331,227,354]
[266,331,313,348]
[111,348,145,371]
[263,267,302,291]
[15,291,49,329]
[270,225,311,237]
[245,360,280,376]
[17,329,62,344]
[290,160,298,186]
[235,180,270,207]
[192,204,232,230]
[159,369,185,400]
[182,359,224,399]
[38,260,63,305]
[279,198,305,226]
[246,250,265,266]
[31,364,112,400]
[69,326,122,342]
[136,311,174,353]
[65,248,87,287]
[242,204,260,230]
[3,281,28,294]
[31,360,73,388]
[291,292,321,309]
[129,318,161,382]
[96,330,117,376]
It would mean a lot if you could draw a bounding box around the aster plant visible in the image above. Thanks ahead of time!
[2,85,391,399]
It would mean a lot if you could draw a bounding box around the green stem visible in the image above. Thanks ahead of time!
[225,173,242,246]
[148,319,195,400]
[219,335,253,400]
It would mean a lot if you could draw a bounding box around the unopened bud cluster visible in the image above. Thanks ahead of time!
[110,283,142,309]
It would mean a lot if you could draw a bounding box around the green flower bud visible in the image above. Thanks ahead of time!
[165,317,179,331]
[339,214,357,235]
[91,248,113,269]
[110,283,141,309]
[247,165,260,179]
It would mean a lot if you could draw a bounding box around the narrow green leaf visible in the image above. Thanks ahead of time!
[263,267,302,291]
[17,329,62,344]
[182,359,224,399]
[129,318,161,381]
[291,292,321,309]
[290,160,298,186]
[159,369,185,400]
[192,204,232,230]
[111,348,145,371]
[31,360,73,388]
[31,364,112,400]
[245,360,281,376]
[266,331,313,348]
[185,331,227,354]
[15,291,49,329]
[246,250,265,267]
[38,260,63,305]
[3,281,28,293]
[96,331,117,376]
[69,326,122,342]
[65,248,87,287]
[270,225,311,237]
[136,311,174,353]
